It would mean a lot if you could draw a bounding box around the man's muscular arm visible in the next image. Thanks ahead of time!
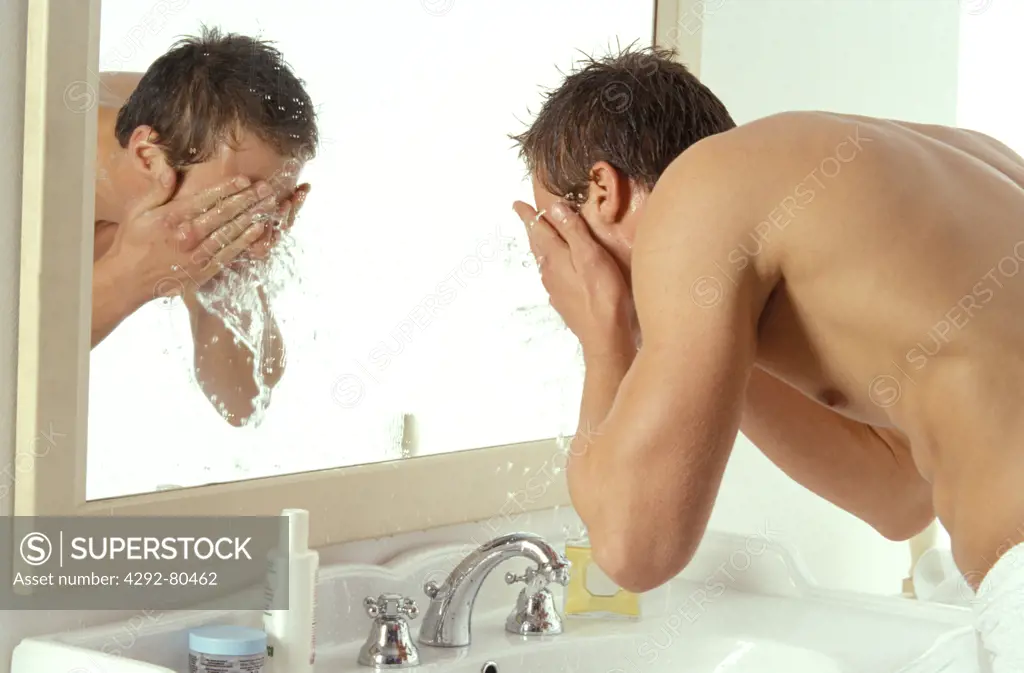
[566,147,762,593]
[743,367,935,540]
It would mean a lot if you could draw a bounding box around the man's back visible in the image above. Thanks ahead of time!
[512,47,1024,668]
[687,111,1024,580]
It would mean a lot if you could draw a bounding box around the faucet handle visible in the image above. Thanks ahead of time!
[364,593,419,620]
[359,593,420,668]
[504,571,527,585]
[505,562,571,590]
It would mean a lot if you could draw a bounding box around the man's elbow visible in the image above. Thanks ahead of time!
[589,530,696,594]
[217,398,260,428]
[871,491,935,542]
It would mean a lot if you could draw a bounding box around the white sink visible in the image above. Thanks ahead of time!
[12,531,972,673]
[318,582,968,672]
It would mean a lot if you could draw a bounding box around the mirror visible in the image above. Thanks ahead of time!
[86,1,656,499]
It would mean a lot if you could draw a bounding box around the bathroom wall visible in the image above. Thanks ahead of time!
[695,0,963,595]
[0,0,967,671]
[699,0,961,124]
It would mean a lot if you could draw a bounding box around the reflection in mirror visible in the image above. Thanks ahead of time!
[86,1,656,499]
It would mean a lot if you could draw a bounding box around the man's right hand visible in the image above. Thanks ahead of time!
[101,175,280,302]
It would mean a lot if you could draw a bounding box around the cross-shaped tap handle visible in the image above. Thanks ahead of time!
[363,593,419,620]
[504,562,571,589]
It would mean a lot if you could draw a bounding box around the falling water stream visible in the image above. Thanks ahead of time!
[193,221,302,428]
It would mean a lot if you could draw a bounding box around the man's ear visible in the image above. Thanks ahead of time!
[584,160,632,226]
[578,160,635,250]
[125,125,177,211]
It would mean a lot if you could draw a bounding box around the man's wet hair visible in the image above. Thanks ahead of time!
[115,26,318,170]
[512,45,734,203]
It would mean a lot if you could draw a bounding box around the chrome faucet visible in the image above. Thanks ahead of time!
[417,532,571,648]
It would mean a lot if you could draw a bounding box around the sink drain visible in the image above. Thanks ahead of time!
[481,662,498,673]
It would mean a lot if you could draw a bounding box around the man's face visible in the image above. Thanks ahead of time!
[529,176,565,221]
[176,129,302,211]
[530,173,643,256]
[530,175,608,244]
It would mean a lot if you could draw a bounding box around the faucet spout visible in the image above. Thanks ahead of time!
[417,533,569,648]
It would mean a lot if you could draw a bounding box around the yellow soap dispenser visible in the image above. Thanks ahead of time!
[563,531,641,619]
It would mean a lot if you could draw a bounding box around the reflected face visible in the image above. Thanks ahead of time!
[175,129,303,206]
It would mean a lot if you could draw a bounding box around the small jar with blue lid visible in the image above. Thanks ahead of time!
[188,625,266,673]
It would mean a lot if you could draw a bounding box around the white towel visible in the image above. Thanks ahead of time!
[902,543,1024,672]
[913,547,976,606]
[973,542,1024,672]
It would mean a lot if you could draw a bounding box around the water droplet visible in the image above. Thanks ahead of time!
[506,461,513,470]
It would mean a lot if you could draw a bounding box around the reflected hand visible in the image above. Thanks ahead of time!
[247,183,311,261]
[513,200,637,356]
[101,175,280,301]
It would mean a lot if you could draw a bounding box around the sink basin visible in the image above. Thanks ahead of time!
[12,529,972,673]
[426,637,845,673]
[316,584,967,672]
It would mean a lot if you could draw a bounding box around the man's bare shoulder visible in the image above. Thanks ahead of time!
[667,110,870,180]
[652,112,856,227]
[643,111,882,287]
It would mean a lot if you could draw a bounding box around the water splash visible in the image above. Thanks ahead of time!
[193,224,301,428]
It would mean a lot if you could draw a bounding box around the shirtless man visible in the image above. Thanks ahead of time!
[93,28,316,425]
[512,47,1023,668]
